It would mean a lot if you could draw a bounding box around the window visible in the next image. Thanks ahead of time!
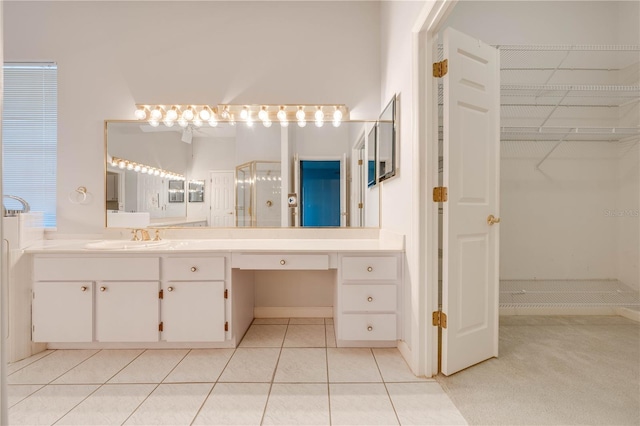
[3,63,57,227]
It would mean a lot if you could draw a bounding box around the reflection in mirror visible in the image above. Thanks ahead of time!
[367,125,377,187]
[378,95,397,182]
[105,121,380,228]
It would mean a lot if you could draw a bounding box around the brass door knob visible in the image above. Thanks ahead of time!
[487,215,501,225]
[190,266,198,272]
[100,286,106,292]
[367,297,373,302]
[81,286,87,292]
[367,266,373,272]
[167,286,174,292]
[367,326,373,331]
[280,259,286,265]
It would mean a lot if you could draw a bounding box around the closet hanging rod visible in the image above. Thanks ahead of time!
[495,44,640,51]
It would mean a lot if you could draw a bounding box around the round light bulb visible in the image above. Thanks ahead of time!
[118,161,126,169]
[229,114,236,126]
[315,120,324,128]
[110,159,118,167]
[178,118,188,128]
[199,107,211,121]
[166,107,178,121]
[220,107,230,119]
[193,118,203,127]
[150,107,163,120]
[149,119,160,128]
[160,171,166,177]
[240,107,249,120]
[315,108,324,121]
[148,168,154,175]
[263,120,272,128]
[208,118,219,127]
[182,107,194,121]
[126,163,134,170]
[134,165,141,172]
[163,119,175,128]
[134,107,147,120]
[258,107,268,121]
[277,107,287,121]
[280,120,289,128]
[141,166,148,173]
[298,120,307,128]
[154,170,160,176]
[246,118,254,128]
[333,108,343,121]
[296,108,305,121]
[333,120,341,128]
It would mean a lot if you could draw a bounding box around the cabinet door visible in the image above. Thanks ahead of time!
[96,281,160,342]
[162,281,225,342]
[32,282,93,342]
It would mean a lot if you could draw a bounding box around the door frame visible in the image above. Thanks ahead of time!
[411,0,458,377]
[296,156,345,227]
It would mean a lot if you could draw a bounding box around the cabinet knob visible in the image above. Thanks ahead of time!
[81,286,87,292]
[367,296,373,302]
[367,266,373,272]
[367,326,373,331]
[190,266,198,272]
[280,259,286,265]
[100,286,106,292]
[167,286,174,292]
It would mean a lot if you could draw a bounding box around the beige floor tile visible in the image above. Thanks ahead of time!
[124,383,213,425]
[329,383,399,425]
[252,318,289,325]
[239,325,287,347]
[7,350,54,375]
[218,348,280,382]
[164,349,234,383]
[8,350,99,385]
[274,348,327,383]
[289,317,325,325]
[283,325,326,347]
[262,383,330,425]
[373,348,429,382]
[108,349,188,384]
[327,348,382,382]
[192,383,270,425]
[326,325,337,348]
[386,382,467,425]
[7,385,44,408]
[53,349,144,384]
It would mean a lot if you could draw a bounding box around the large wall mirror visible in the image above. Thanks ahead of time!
[105,120,381,228]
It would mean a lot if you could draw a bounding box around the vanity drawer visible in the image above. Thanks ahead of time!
[34,257,159,281]
[234,253,329,270]
[163,257,225,281]
[341,256,398,281]
[342,284,397,312]
[340,314,396,341]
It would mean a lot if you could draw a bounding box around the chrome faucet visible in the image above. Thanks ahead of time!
[3,194,31,216]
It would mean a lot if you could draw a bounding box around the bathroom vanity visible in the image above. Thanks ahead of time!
[25,236,404,350]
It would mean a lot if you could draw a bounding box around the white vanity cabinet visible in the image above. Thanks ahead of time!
[32,256,161,343]
[161,256,227,342]
[336,254,402,346]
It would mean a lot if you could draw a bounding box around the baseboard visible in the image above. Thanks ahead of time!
[254,306,333,318]
[616,307,640,322]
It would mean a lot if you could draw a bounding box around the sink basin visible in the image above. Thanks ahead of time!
[84,240,171,250]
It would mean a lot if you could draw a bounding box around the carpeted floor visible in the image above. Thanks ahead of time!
[436,316,640,425]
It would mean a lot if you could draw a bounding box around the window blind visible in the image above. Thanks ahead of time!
[3,63,57,227]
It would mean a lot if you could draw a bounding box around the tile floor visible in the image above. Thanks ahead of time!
[7,318,467,426]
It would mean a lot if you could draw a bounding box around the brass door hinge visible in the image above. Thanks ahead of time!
[358,202,363,209]
[358,159,363,166]
[433,187,448,202]
[432,311,447,328]
[224,321,229,332]
[159,322,164,332]
[433,59,448,78]
[224,289,228,299]
[159,289,164,299]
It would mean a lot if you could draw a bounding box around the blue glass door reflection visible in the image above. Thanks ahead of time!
[300,160,340,227]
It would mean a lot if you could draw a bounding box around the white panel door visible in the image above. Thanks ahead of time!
[441,27,500,376]
[161,281,226,342]
[96,281,160,342]
[32,282,93,342]
[209,171,235,227]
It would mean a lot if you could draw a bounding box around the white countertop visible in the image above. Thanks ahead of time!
[24,237,404,254]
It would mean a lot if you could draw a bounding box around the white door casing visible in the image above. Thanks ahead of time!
[209,171,235,227]
[341,153,347,227]
[441,27,500,376]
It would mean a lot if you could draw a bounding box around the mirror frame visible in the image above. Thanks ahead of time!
[378,94,397,182]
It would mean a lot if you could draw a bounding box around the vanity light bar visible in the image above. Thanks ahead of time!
[134,104,348,129]
[109,156,185,180]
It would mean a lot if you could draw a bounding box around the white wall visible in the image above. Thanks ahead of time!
[3,1,381,235]
[616,142,640,291]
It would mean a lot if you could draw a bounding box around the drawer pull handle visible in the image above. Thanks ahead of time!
[367,296,373,302]
[100,286,106,292]
[81,286,87,292]
[367,266,373,272]
[367,326,373,331]
[280,259,286,265]
[190,266,198,272]
[167,286,174,292]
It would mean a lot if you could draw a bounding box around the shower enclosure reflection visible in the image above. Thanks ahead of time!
[236,161,282,227]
